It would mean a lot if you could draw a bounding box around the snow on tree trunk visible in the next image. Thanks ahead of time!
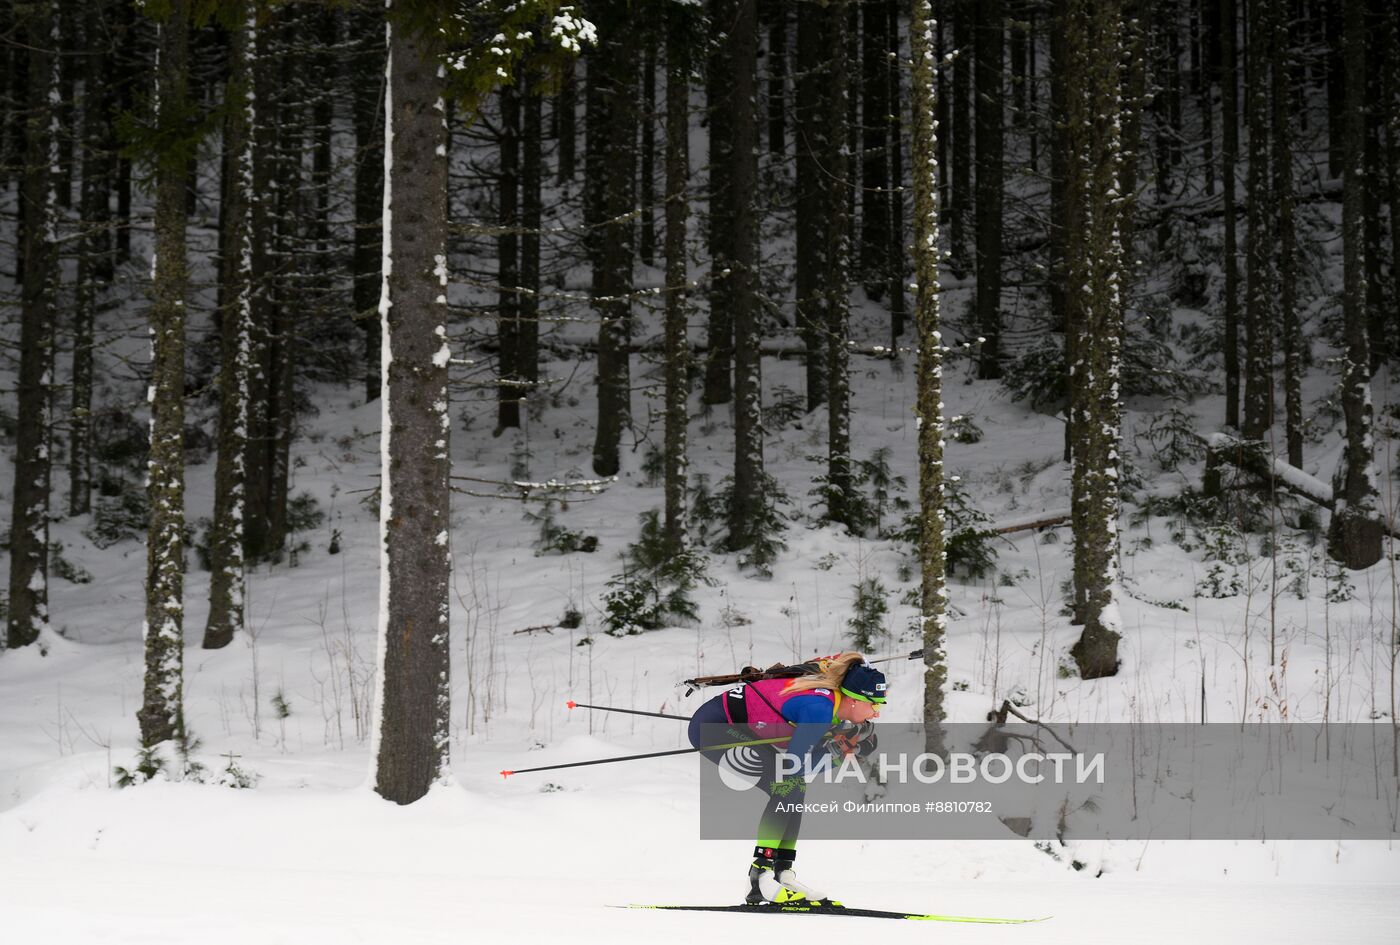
[1066,0,1126,681]
[948,0,971,276]
[205,1,256,651]
[372,5,452,804]
[824,0,853,529]
[1273,0,1302,469]
[7,0,58,652]
[1326,0,1383,571]
[910,0,950,751]
[860,0,891,302]
[795,8,830,413]
[973,0,1004,380]
[139,1,189,745]
[1242,0,1275,442]
[702,0,736,407]
[663,0,693,552]
[729,0,766,550]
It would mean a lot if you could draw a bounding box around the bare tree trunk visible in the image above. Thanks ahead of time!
[139,0,190,745]
[887,0,907,345]
[1066,0,1125,680]
[640,28,657,267]
[1221,0,1240,429]
[1242,0,1275,441]
[949,0,971,275]
[373,3,452,805]
[795,6,829,411]
[911,0,949,754]
[825,0,852,528]
[555,59,576,183]
[353,8,385,405]
[703,0,736,406]
[204,1,256,651]
[729,0,766,548]
[974,0,1004,379]
[1274,0,1302,468]
[520,66,541,395]
[1327,0,1383,570]
[861,0,891,301]
[496,84,522,432]
[766,0,787,157]
[591,1,638,476]
[7,0,58,651]
[663,0,694,551]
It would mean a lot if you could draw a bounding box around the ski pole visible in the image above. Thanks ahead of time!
[500,735,790,778]
[566,700,692,722]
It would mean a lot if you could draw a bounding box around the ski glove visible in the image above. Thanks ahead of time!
[825,721,878,760]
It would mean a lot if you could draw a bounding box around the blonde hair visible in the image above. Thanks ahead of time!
[782,652,866,696]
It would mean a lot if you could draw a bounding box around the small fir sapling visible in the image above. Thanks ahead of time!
[847,576,889,651]
[525,496,598,555]
[718,471,791,578]
[602,510,708,635]
[898,475,997,579]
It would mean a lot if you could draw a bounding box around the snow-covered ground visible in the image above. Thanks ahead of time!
[3,318,1399,941]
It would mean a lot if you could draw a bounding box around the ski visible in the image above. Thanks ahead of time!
[618,901,1050,924]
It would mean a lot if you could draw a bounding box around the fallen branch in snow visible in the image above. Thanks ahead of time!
[993,508,1071,534]
[1203,432,1400,538]
[450,473,616,502]
[978,699,1079,755]
[512,624,556,636]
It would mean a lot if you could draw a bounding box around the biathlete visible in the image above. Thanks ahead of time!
[686,651,887,904]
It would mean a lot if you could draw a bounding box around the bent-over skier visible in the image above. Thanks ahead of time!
[686,651,886,904]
